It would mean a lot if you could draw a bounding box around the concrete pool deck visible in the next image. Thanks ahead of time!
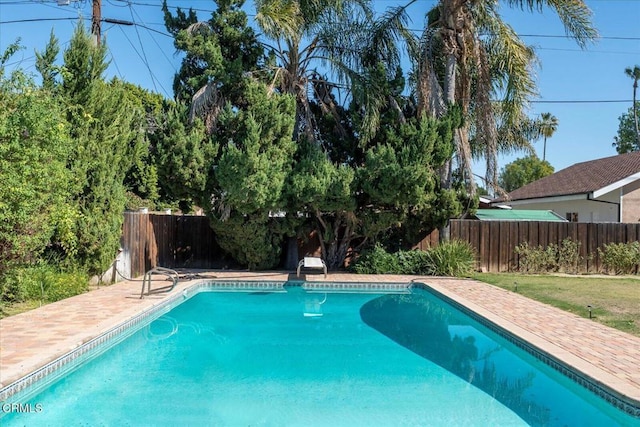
[1,271,639,416]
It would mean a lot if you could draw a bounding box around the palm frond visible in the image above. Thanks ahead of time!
[186,21,213,35]
[255,0,303,41]
[190,81,224,132]
[480,10,538,132]
[507,0,598,48]
[413,28,446,117]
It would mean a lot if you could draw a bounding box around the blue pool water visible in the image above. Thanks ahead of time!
[2,285,638,426]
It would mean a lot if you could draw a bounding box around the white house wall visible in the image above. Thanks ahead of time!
[510,197,619,222]
[506,179,640,223]
[513,200,617,222]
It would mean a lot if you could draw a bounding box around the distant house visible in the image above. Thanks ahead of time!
[492,151,640,223]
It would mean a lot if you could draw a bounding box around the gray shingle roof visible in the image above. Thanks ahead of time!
[495,151,640,202]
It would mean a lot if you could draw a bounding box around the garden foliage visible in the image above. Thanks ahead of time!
[0,56,73,278]
[350,241,476,277]
[0,27,163,307]
[598,242,640,275]
[515,239,587,274]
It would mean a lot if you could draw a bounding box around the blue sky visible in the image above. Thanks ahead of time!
[1,0,639,178]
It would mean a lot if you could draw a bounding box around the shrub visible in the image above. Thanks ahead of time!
[0,267,40,303]
[423,240,476,277]
[350,240,475,277]
[395,250,434,275]
[39,270,89,302]
[350,243,401,274]
[557,238,584,274]
[515,239,586,274]
[515,242,557,273]
[0,264,88,304]
[598,242,640,275]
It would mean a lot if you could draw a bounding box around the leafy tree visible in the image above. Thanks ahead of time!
[152,101,213,210]
[163,0,265,131]
[60,24,146,274]
[36,31,162,212]
[613,103,640,153]
[288,108,463,269]
[35,31,60,92]
[118,82,166,208]
[163,0,299,268]
[0,63,74,277]
[498,156,554,193]
[204,81,297,269]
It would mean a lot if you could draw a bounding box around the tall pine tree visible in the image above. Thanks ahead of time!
[61,24,145,274]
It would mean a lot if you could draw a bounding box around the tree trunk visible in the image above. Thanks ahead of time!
[440,53,457,190]
[633,81,640,146]
[314,211,352,270]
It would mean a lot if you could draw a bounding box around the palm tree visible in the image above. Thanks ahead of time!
[538,112,558,161]
[413,0,597,195]
[625,65,640,145]
[254,0,373,143]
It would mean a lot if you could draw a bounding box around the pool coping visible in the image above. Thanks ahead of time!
[1,272,639,418]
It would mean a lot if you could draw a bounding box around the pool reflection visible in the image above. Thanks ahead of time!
[361,292,551,426]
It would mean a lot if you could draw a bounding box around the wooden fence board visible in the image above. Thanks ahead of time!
[497,222,508,272]
[528,222,539,248]
[575,223,588,272]
[478,222,490,272]
[508,222,519,271]
[488,222,500,272]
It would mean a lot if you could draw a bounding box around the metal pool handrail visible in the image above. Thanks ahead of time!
[140,266,179,299]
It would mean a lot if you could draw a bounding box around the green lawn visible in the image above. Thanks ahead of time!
[473,273,640,337]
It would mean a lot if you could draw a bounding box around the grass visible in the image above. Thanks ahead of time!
[0,300,44,318]
[473,273,640,337]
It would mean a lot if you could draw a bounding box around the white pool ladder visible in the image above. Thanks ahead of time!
[140,266,179,299]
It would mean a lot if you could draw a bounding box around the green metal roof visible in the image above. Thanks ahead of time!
[473,209,567,222]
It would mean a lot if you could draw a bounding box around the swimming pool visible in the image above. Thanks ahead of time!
[1,282,638,426]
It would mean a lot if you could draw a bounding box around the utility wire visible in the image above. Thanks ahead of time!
[128,2,159,93]
[130,4,176,71]
[532,99,632,104]
[127,2,172,96]
[1,17,80,24]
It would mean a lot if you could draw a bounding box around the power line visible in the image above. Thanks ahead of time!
[0,17,79,24]
[537,47,639,55]
[519,34,640,41]
[4,16,638,43]
[531,99,633,104]
[128,3,156,92]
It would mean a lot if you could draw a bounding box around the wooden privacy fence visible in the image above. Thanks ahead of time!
[122,213,640,276]
[449,219,640,273]
[122,212,224,278]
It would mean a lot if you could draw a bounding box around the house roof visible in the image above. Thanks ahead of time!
[494,151,640,202]
[471,209,567,222]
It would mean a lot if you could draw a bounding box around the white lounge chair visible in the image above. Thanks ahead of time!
[297,257,327,278]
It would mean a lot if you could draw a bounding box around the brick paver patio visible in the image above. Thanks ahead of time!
[1,271,639,415]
